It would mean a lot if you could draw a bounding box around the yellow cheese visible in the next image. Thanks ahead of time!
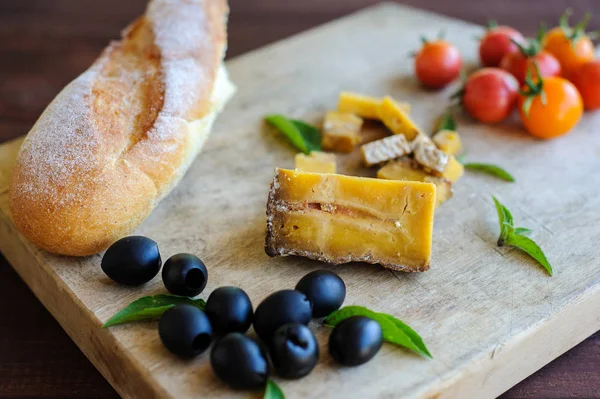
[432,130,462,155]
[265,168,436,271]
[377,159,453,207]
[441,156,464,183]
[377,96,420,140]
[321,111,363,153]
[338,92,410,119]
[295,152,336,174]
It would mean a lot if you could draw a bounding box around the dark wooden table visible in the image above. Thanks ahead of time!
[1,1,599,398]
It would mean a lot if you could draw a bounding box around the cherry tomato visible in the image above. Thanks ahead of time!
[542,10,595,78]
[501,50,561,84]
[461,68,519,123]
[415,39,462,89]
[518,76,583,139]
[479,25,525,67]
[570,60,600,110]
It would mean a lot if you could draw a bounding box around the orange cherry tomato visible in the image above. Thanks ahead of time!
[501,50,561,84]
[570,60,600,110]
[415,40,462,89]
[479,25,524,67]
[518,76,583,139]
[542,10,595,78]
[462,68,519,123]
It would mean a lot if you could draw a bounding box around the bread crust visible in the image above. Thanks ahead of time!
[9,0,231,256]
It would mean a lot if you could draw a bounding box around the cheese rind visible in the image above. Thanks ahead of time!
[377,96,420,140]
[295,152,336,173]
[360,135,411,167]
[412,134,449,173]
[433,130,462,155]
[321,111,363,153]
[377,158,453,207]
[265,168,436,271]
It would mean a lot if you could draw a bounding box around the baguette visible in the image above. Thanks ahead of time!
[9,0,235,256]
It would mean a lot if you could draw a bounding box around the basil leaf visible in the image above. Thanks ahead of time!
[436,112,456,132]
[324,305,432,358]
[493,196,509,243]
[463,163,515,182]
[103,294,206,327]
[264,379,285,399]
[514,227,532,235]
[265,115,321,154]
[504,233,553,276]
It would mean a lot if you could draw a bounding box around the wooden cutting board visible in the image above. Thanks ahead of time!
[1,3,599,398]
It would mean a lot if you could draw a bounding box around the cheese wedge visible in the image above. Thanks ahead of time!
[295,152,336,173]
[322,111,363,153]
[377,159,453,207]
[377,96,420,140]
[433,130,462,155]
[265,168,436,271]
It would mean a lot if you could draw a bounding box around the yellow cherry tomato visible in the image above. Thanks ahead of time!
[543,27,594,77]
[518,76,583,139]
[542,10,596,77]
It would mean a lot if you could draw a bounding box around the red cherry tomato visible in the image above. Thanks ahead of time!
[570,60,600,110]
[462,68,519,123]
[479,25,524,67]
[500,50,561,84]
[415,40,462,89]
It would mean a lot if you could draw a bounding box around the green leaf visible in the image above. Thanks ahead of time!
[324,305,432,358]
[264,379,285,399]
[103,294,206,327]
[491,197,553,276]
[492,196,511,244]
[514,227,532,235]
[464,163,515,182]
[436,112,456,132]
[289,119,321,153]
[265,115,321,154]
[504,233,553,276]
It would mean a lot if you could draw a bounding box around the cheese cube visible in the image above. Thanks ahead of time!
[265,168,436,272]
[377,96,421,140]
[433,130,462,155]
[321,111,363,153]
[441,155,464,183]
[377,159,453,207]
[295,152,336,174]
[360,135,411,167]
[337,92,410,119]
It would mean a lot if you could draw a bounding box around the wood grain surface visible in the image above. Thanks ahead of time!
[1,1,599,398]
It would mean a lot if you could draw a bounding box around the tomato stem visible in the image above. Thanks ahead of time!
[558,8,594,46]
[487,19,498,30]
[519,62,546,117]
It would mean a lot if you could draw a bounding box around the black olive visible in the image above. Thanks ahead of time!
[205,286,253,336]
[211,333,269,390]
[269,323,319,379]
[253,289,312,341]
[328,316,383,366]
[158,304,212,359]
[295,269,346,317]
[101,236,161,286]
[161,253,208,296]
